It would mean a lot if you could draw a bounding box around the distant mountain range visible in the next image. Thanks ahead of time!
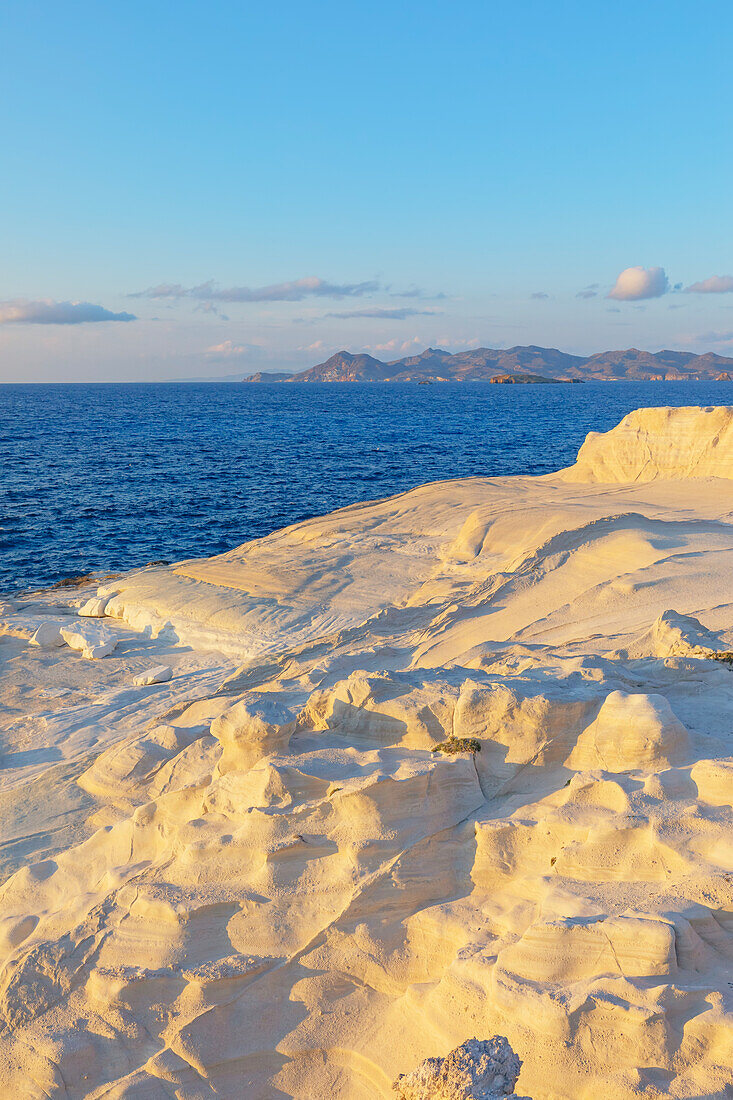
[243,345,733,384]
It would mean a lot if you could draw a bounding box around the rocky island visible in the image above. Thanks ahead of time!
[243,345,733,384]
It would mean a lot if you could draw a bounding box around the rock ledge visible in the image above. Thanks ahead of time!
[393,1036,525,1100]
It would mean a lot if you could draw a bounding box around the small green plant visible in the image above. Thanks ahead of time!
[432,736,481,755]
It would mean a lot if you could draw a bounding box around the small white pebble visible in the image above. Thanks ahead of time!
[133,665,173,686]
[83,641,117,659]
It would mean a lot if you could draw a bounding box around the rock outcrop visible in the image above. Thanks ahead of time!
[562,405,733,482]
[60,620,118,658]
[2,407,733,1099]
[488,372,562,384]
[393,1037,523,1100]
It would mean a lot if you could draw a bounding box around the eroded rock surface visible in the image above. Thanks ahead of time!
[393,1037,523,1099]
[1,408,732,1099]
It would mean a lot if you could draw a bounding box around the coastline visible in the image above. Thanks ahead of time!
[4,379,733,596]
[0,406,732,1097]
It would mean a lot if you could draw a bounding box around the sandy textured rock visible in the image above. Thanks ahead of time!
[567,690,689,772]
[393,1037,523,1099]
[60,621,118,658]
[78,595,110,617]
[562,404,733,482]
[29,621,65,647]
[1,407,733,1099]
[636,608,724,659]
[132,664,172,686]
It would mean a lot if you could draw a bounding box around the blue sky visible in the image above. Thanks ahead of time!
[2,0,733,380]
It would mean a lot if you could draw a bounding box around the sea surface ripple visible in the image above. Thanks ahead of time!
[1,380,730,591]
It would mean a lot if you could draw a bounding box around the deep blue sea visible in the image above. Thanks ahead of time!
[1,381,731,593]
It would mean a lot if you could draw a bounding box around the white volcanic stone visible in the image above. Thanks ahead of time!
[84,642,117,659]
[647,608,721,658]
[61,621,118,659]
[133,664,172,686]
[562,405,733,482]
[691,759,733,807]
[393,1037,523,1099]
[568,690,689,772]
[2,408,733,1099]
[497,915,676,983]
[29,621,65,647]
[79,596,110,617]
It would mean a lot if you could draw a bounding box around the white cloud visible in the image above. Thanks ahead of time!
[676,330,733,349]
[129,283,187,299]
[204,340,260,359]
[325,306,441,320]
[684,275,733,294]
[373,336,423,353]
[132,277,379,303]
[389,286,448,300]
[434,335,481,348]
[194,300,229,319]
[530,292,549,300]
[607,266,669,301]
[0,299,136,324]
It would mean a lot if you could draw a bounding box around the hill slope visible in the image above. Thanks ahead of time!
[243,344,733,383]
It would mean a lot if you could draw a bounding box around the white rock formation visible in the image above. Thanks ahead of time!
[1,407,732,1099]
[690,758,733,807]
[562,404,733,482]
[29,621,65,647]
[568,690,689,771]
[393,1037,523,1099]
[132,664,172,686]
[635,607,724,659]
[497,914,676,983]
[78,595,109,617]
[60,620,118,658]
